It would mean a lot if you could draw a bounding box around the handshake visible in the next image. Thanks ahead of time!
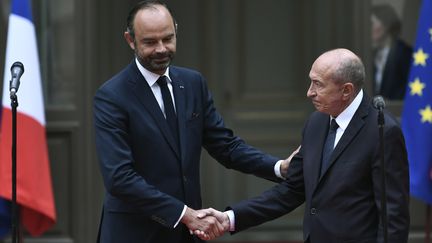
[179,147,300,241]
[181,207,230,241]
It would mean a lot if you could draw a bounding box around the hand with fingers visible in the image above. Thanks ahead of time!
[181,207,226,241]
[194,208,230,241]
[280,145,301,178]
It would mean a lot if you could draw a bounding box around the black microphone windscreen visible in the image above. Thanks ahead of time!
[373,95,386,109]
[11,61,24,75]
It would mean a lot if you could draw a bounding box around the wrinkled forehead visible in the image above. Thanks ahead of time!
[309,55,336,79]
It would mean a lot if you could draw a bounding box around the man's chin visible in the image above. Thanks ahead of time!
[148,63,170,74]
[313,104,327,114]
[153,61,171,68]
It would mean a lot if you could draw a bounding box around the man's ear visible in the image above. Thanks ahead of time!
[124,32,135,50]
[342,83,354,100]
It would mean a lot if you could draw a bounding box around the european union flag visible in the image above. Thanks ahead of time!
[401,0,432,204]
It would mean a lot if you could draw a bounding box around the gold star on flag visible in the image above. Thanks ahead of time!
[419,105,432,123]
[409,78,426,96]
[413,48,429,66]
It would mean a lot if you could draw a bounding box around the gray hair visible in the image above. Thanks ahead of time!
[331,56,365,92]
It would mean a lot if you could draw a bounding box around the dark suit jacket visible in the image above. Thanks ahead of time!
[231,95,410,243]
[94,61,279,243]
[375,39,412,100]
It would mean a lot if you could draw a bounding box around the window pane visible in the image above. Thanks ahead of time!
[35,0,76,106]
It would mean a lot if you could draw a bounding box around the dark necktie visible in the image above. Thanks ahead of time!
[320,119,339,176]
[157,76,179,143]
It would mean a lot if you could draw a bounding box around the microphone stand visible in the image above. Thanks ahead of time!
[10,93,20,243]
[377,106,388,243]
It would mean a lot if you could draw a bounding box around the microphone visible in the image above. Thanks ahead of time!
[373,95,385,126]
[373,96,388,243]
[9,62,24,98]
[373,95,386,110]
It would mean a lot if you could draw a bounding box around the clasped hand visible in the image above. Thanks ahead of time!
[180,147,300,240]
[181,207,229,241]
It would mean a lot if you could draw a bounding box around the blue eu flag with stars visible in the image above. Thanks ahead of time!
[401,0,432,204]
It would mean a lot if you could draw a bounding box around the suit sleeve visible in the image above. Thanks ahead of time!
[199,77,280,181]
[230,150,305,232]
[94,88,184,228]
[372,124,410,242]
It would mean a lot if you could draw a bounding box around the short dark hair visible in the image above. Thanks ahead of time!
[332,57,365,92]
[126,0,177,39]
[371,4,401,38]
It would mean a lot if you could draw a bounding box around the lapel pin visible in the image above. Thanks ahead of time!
[179,85,184,89]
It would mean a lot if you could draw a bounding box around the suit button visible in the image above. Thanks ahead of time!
[183,176,187,183]
[310,208,317,215]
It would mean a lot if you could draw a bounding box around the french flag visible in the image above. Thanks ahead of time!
[0,0,56,237]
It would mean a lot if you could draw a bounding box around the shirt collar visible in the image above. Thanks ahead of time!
[332,89,363,131]
[135,58,172,86]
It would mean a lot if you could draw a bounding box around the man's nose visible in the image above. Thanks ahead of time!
[307,86,315,98]
[155,41,167,53]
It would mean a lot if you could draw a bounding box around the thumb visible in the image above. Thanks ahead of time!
[196,208,215,218]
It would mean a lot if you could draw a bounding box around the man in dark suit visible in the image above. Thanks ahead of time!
[197,49,410,242]
[373,39,412,100]
[371,4,412,100]
[93,1,290,242]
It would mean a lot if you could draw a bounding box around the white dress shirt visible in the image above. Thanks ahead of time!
[226,89,364,231]
[332,89,363,147]
[135,58,176,117]
[135,58,285,228]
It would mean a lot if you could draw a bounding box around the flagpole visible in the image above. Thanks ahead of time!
[10,94,19,243]
[0,0,57,236]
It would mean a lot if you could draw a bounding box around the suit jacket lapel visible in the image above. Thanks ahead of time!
[170,69,187,165]
[318,96,370,181]
[309,116,330,192]
[128,62,181,159]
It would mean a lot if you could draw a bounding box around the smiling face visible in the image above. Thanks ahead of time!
[307,50,357,117]
[124,5,176,75]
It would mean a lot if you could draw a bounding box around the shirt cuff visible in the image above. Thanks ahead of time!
[274,160,285,179]
[225,210,235,232]
[174,205,187,228]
